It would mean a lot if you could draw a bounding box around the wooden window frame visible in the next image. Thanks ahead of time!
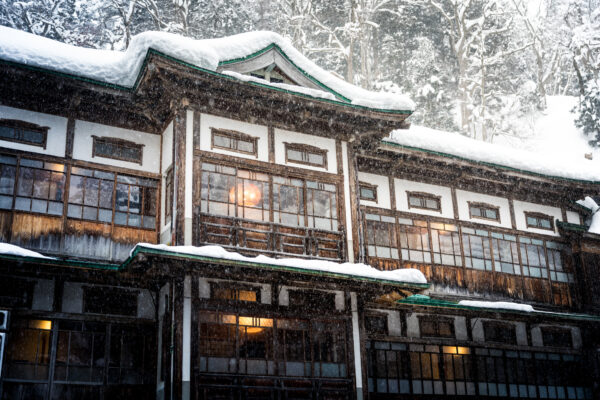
[284,142,328,169]
[0,119,48,149]
[210,282,260,303]
[524,211,554,231]
[82,285,138,316]
[468,201,500,222]
[92,135,144,165]
[359,182,378,202]
[364,313,388,336]
[540,326,572,348]
[418,315,455,338]
[482,321,516,344]
[406,191,442,212]
[211,128,258,157]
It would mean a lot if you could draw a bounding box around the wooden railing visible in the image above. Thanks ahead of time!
[197,212,345,261]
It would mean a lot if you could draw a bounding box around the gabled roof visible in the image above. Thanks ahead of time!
[0,26,414,114]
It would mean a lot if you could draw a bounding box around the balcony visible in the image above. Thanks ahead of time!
[197,213,345,261]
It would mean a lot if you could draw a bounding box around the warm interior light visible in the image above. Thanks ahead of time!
[244,327,264,334]
[33,320,52,330]
[457,346,470,355]
[229,183,261,207]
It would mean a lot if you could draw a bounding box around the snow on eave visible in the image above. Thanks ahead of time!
[458,300,534,312]
[383,125,600,183]
[0,26,414,113]
[0,242,53,259]
[130,243,428,286]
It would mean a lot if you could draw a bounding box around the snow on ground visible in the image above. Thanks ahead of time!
[385,96,600,182]
[0,26,414,111]
[458,300,534,312]
[134,243,427,284]
[576,196,600,234]
[0,242,52,259]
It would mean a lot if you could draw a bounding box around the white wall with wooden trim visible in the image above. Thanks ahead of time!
[358,172,390,209]
[161,121,173,234]
[394,178,454,218]
[72,120,161,173]
[456,189,512,229]
[0,105,67,157]
[274,128,337,174]
[513,200,562,237]
[199,113,269,161]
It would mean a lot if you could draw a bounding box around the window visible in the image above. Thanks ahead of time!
[273,176,305,226]
[541,327,572,348]
[365,214,398,259]
[365,315,388,336]
[115,174,158,229]
[398,218,431,263]
[525,212,554,231]
[67,167,115,223]
[0,119,48,148]
[4,319,52,380]
[491,232,520,274]
[285,142,328,168]
[359,182,378,202]
[462,227,494,271]
[164,166,173,222]
[83,286,138,316]
[468,202,500,222]
[54,320,106,383]
[547,241,572,282]
[419,316,454,338]
[14,157,66,215]
[211,283,259,302]
[519,237,548,278]
[92,136,144,165]
[430,222,462,267]
[211,128,258,156]
[288,290,336,311]
[483,321,516,344]
[306,180,338,230]
[407,191,441,212]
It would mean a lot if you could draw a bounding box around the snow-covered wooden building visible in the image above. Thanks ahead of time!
[0,26,599,400]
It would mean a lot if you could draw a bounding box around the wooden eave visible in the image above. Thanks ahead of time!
[0,52,410,141]
[359,145,599,209]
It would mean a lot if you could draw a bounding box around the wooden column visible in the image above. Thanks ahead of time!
[173,109,186,246]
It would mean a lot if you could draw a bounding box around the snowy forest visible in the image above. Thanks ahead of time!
[1,0,599,145]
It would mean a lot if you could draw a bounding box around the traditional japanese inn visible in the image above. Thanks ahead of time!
[1,26,600,400]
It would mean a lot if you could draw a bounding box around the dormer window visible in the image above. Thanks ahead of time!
[92,136,144,165]
[211,128,258,157]
[284,142,327,168]
[469,202,500,222]
[407,191,441,212]
[0,119,48,148]
[524,212,554,231]
[359,182,377,202]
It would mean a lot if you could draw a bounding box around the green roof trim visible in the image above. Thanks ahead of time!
[556,221,588,233]
[381,140,600,185]
[398,295,600,322]
[0,246,430,289]
[0,47,412,115]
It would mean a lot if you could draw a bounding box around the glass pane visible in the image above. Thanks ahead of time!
[31,199,47,213]
[69,175,84,204]
[308,152,324,165]
[0,195,12,209]
[116,184,129,212]
[98,208,112,223]
[15,197,31,211]
[17,167,34,196]
[83,206,97,221]
[213,134,231,149]
[287,149,303,162]
[49,172,65,201]
[84,178,99,206]
[68,204,82,219]
[0,126,15,140]
[485,209,497,220]
[142,187,156,216]
[0,165,16,195]
[99,180,114,209]
[21,129,45,145]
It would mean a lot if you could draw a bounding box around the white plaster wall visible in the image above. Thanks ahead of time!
[73,120,160,173]
[342,142,354,263]
[515,322,528,346]
[274,128,337,173]
[395,178,454,218]
[454,316,469,341]
[456,190,512,228]
[358,172,390,209]
[62,282,83,313]
[531,326,543,347]
[138,289,155,319]
[566,211,581,225]
[406,313,420,338]
[161,121,173,173]
[199,113,268,161]
[32,278,54,311]
[0,105,67,157]
[513,200,562,237]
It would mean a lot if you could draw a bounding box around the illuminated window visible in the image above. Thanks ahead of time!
[211,283,259,302]
[359,182,378,202]
[398,218,431,263]
[0,119,48,148]
[4,319,52,380]
[430,222,462,266]
[285,142,328,168]
[211,128,258,156]
[14,157,66,216]
[407,191,441,212]
[92,135,144,164]
[525,212,554,231]
[468,202,500,222]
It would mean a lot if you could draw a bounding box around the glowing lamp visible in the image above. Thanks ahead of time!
[229,183,262,207]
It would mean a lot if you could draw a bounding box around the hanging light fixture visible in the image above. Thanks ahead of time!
[229,182,262,207]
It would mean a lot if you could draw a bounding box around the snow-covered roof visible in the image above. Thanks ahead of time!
[384,99,600,183]
[576,197,600,234]
[0,26,414,113]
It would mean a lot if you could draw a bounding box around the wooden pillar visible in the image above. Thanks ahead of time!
[172,276,185,400]
[173,107,194,246]
[350,292,367,400]
[343,142,361,263]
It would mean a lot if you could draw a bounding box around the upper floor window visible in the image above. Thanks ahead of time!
[0,119,48,148]
[468,202,500,222]
[359,182,377,202]
[211,128,258,157]
[284,142,327,168]
[407,191,441,212]
[483,321,516,344]
[365,314,388,336]
[525,212,554,231]
[365,213,398,259]
[92,135,144,165]
[541,327,572,348]
[211,283,259,302]
[83,286,138,316]
[419,316,454,338]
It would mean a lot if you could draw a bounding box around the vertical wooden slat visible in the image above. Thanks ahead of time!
[268,125,275,163]
[347,145,361,262]
[174,109,187,246]
[65,118,75,160]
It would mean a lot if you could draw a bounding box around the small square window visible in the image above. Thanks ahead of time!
[359,182,377,202]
